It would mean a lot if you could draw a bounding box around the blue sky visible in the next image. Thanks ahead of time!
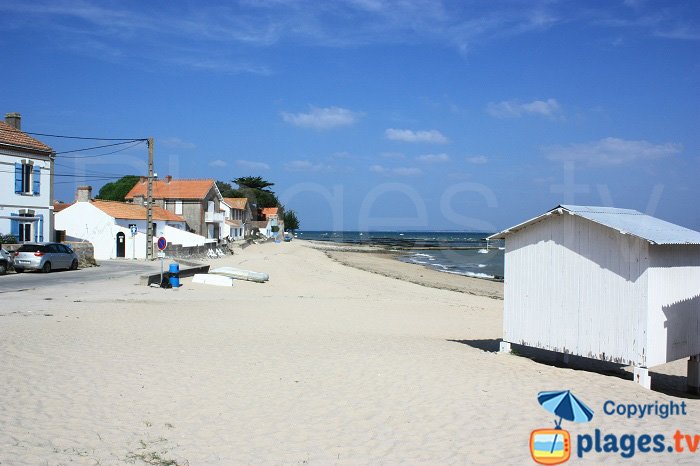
[2,0,699,231]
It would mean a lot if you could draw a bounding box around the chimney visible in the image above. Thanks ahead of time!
[76,186,92,202]
[139,176,146,183]
[165,175,172,183]
[5,112,21,130]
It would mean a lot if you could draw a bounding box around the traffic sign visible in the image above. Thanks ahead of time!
[130,225,137,236]
[157,251,166,259]
[157,236,167,251]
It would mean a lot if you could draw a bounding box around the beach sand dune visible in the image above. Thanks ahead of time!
[0,241,697,464]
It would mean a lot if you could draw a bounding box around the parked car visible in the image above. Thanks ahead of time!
[0,251,9,275]
[13,243,79,273]
[0,247,13,265]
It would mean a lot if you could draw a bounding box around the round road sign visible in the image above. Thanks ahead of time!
[157,236,167,251]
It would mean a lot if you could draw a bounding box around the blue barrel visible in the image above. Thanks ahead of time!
[168,262,180,288]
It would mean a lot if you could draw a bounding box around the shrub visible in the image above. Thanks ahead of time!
[0,234,17,244]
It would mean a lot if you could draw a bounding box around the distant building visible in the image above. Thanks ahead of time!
[222,197,253,240]
[0,113,54,242]
[261,206,283,239]
[490,205,700,391]
[56,186,206,259]
[125,176,225,241]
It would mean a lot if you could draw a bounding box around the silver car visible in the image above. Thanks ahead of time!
[0,248,11,275]
[13,243,79,273]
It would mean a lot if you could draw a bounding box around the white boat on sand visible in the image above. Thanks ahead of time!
[209,267,269,283]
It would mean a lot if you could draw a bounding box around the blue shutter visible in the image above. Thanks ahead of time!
[15,163,22,193]
[10,213,19,238]
[33,166,41,195]
[37,214,44,242]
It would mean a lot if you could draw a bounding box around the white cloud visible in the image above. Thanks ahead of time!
[161,137,196,149]
[416,153,450,163]
[487,98,561,118]
[369,164,422,176]
[466,155,488,164]
[281,106,360,129]
[543,137,682,166]
[284,160,326,172]
[208,159,227,168]
[236,160,270,170]
[385,128,448,144]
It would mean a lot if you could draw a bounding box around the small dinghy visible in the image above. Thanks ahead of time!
[209,267,269,283]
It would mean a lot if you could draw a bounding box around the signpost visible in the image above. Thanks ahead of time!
[157,237,167,285]
[130,225,137,259]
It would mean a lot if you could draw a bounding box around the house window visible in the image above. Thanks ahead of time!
[175,200,183,214]
[19,221,32,242]
[14,162,40,195]
[15,211,41,242]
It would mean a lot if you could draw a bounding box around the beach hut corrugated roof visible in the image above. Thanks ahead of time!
[489,204,700,245]
[492,204,700,392]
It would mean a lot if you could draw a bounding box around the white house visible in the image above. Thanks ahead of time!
[222,197,252,240]
[0,113,54,243]
[55,187,207,260]
[261,207,284,240]
[489,205,700,391]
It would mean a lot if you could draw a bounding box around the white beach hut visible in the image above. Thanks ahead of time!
[489,205,700,391]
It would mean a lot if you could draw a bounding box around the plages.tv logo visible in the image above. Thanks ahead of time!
[530,390,594,465]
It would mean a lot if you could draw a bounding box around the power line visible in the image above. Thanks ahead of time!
[55,139,143,155]
[0,168,125,179]
[0,126,147,141]
[59,140,146,158]
[54,161,134,178]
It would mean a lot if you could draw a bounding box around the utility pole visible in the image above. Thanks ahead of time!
[146,137,154,260]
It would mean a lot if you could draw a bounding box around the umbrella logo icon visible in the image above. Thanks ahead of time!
[530,390,594,465]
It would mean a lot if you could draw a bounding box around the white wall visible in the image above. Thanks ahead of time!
[0,150,53,241]
[503,212,649,366]
[647,245,700,366]
[162,225,207,247]
[56,203,207,259]
[55,202,121,260]
[220,203,231,239]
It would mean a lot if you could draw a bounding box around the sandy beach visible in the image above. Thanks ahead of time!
[1,240,698,465]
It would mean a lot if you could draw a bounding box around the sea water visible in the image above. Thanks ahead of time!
[296,231,504,280]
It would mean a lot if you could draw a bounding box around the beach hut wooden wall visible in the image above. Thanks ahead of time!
[489,205,700,391]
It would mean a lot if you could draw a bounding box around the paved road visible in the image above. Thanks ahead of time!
[0,260,162,293]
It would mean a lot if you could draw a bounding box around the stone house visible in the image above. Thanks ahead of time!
[124,177,225,241]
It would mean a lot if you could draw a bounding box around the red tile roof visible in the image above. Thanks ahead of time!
[262,207,278,218]
[90,200,185,222]
[223,197,248,209]
[125,178,215,200]
[0,121,53,153]
[53,201,74,212]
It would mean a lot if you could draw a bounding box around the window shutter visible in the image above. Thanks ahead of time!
[33,166,41,195]
[10,213,19,237]
[37,214,44,242]
[15,163,22,193]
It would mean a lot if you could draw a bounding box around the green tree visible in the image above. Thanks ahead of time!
[232,176,280,209]
[216,181,244,198]
[283,210,300,231]
[96,175,140,201]
[233,176,274,191]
